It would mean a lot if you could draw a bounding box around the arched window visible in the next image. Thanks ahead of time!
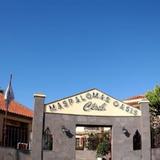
[43,127,53,150]
[133,130,141,150]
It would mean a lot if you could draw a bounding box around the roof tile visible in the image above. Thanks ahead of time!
[0,93,33,118]
[125,95,145,100]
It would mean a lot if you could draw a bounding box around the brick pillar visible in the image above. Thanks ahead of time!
[139,99,151,160]
[32,93,46,160]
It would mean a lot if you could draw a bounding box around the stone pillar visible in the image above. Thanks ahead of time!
[139,99,151,160]
[32,93,46,160]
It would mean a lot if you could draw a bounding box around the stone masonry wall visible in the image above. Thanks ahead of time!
[0,147,31,160]
[43,114,141,160]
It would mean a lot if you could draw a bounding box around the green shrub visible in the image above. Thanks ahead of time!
[87,133,99,150]
[96,140,110,158]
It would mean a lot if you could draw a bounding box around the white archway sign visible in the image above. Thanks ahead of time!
[45,89,141,117]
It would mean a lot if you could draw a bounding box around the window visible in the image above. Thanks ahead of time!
[76,138,80,149]
[2,120,28,149]
[133,130,141,150]
[43,127,53,150]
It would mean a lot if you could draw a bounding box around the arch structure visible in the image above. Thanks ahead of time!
[31,89,151,160]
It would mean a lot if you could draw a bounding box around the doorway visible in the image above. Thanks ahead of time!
[75,125,112,160]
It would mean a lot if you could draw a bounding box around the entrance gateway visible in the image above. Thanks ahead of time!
[31,89,151,160]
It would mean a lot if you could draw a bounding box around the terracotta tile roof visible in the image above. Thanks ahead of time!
[0,93,33,118]
[123,95,146,109]
[124,95,145,100]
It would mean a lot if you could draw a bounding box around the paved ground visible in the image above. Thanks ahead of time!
[76,150,111,160]
[76,150,96,160]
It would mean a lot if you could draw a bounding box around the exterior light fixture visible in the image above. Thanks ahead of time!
[62,126,69,133]
[122,127,130,137]
[61,126,74,138]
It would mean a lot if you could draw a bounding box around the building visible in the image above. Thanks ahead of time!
[0,89,147,150]
[32,89,151,160]
[1,88,159,160]
[123,95,145,108]
[0,90,33,149]
[75,95,145,151]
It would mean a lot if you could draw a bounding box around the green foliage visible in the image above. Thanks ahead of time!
[96,140,110,158]
[102,132,110,142]
[86,130,111,158]
[96,132,111,158]
[146,85,160,116]
[151,126,160,148]
[87,133,99,150]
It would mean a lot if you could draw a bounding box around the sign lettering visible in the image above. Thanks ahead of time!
[83,102,107,112]
[45,89,141,116]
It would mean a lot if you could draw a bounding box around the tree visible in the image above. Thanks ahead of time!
[96,131,111,158]
[87,133,99,150]
[145,85,160,116]
[146,85,160,148]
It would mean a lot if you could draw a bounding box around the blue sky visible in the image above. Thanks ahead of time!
[0,0,160,109]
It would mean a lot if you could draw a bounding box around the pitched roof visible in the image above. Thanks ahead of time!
[0,93,33,118]
[123,95,145,109]
[124,95,145,100]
